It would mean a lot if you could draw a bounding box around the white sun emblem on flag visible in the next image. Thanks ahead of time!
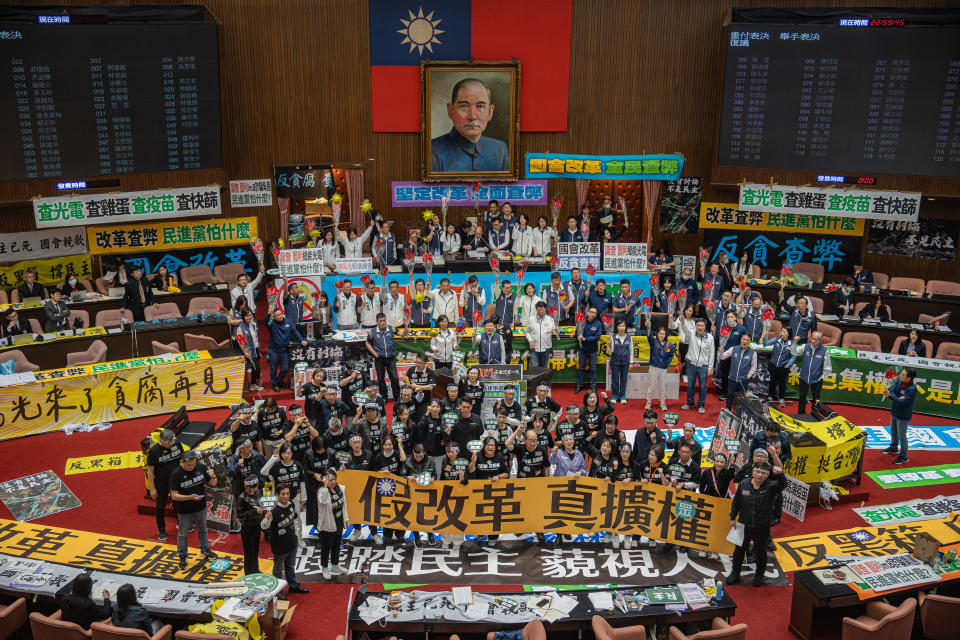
[397,6,444,54]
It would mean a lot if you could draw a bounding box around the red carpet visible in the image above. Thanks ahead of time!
[2,369,959,639]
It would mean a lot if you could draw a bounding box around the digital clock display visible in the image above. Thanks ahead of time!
[869,18,906,27]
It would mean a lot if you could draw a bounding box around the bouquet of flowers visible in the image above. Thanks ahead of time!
[618,195,629,229]
[422,252,434,279]
[550,193,563,230]
[575,311,586,338]
[883,368,898,390]
[699,247,709,273]
[641,296,652,327]
[489,254,500,276]
[250,237,265,265]
[440,189,450,228]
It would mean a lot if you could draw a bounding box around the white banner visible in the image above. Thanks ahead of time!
[557,242,601,271]
[336,258,374,274]
[0,229,87,262]
[602,242,648,271]
[781,474,810,522]
[847,553,941,592]
[278,248,326,277]
[229,179,272,208]
[853,494,960,526]
[739,183,920,222]
[852,350,960,373]
[33,186,222,228]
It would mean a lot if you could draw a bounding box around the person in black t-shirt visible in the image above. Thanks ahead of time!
[457,367,486,415]
[226,438,266,533]
[319,387,351,433]
[301,369,326,427]
[406,353,436,421]
[505,427,551,543]
[495,386,524,424]
[525,384,561,431]
[371,433,408,544]
[344,433,375,542]
[236,476,266,574]
[414,400,445,457]
[257,397,289,459]
[145,429,183,542]
[449,398,483,458]
[261,485,310,594]
[168,451,219,570]
[468,437,509,480]
[338,361,368,421]
[302,435,337,530]
[284,405,318,465]
[229,404,261,454]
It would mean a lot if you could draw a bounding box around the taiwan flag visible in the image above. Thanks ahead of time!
[369,0,572,132]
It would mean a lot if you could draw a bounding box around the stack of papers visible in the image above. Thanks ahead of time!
[356,596,388,625]
[527,591,578,622]
[678,583,707,605]
[587,591,614,611]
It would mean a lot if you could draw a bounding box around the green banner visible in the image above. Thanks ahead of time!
[867,463,960,489]
[779,350,960,421]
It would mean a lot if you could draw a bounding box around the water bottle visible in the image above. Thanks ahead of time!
[716,580,724,601]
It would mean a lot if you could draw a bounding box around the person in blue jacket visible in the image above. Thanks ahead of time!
[883,367,917,465]
[719,332,757,410]
[265,305,308,392]
[645,324,676,411]
[791,330,831,415]
[587,278,613,316]
[765,326,794,407]
[576,306,603,393]
[717,309,748,402]
[608,320,633,402]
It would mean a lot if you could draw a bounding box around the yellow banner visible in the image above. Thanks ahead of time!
[341,471,735,554]
[782,437,864,483]
[0,518,261,581]
[700,202,864,236]
[0,254,92,289]
[768,407,863,447]
[774,516,960,572]
[0,355,246,441]
[34,350,212,382]
[87,216,258,255]
[65,450,144,475]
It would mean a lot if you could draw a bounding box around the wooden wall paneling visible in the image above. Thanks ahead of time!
[0,0,955,283]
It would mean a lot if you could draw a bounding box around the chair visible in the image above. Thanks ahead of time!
[809,297,824,314]
[28,318,43,334]
[91,621,172,640]
[751,264,761,278]
[935,342,960,361]
[29,611,94,640]
[0,598,27,640]
[175,632,233,640]
[213,263,246,286]
[918,591,960,640]
[872,272,889,289]
[0,290,7,305]
[485,620,546,640]
[184,333,232,352]
[890,336,934,357]
[94,309,134,328]
[818,323,842,347]
[94,277,110,295]
[853,302,892,320]
[889,277,924,293]
[66,339,108,366]
[841,332,882,352]
[179,265,217,286]
[592,615,647,640]
[793,261,824,283]
[152,341,181,356]
[841,597,915,640]
[925,280,960,297]
[144,303,182,321]
[669,617,748,640]
[0,350,40,373]
[68,309,90,330]
[186,297,225,316]
[918,313,938,325]
[766,319,782,340]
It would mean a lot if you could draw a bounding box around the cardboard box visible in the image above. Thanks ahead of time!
[262,601,295,640]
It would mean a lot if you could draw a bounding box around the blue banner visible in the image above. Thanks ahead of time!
[391,180,548,208]
[525,153,684,181]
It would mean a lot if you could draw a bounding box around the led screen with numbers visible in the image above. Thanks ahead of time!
[716,13,960,177]
[0,21,222,182]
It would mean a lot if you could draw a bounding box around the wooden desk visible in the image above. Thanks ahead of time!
[0,317,235,369]
[788,568,960,640]
[14,286,233,327]
[751,283,960,323]
[349,586,736,637]
[812,317,960,353]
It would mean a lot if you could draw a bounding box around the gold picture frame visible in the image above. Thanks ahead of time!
[420,59,521,182]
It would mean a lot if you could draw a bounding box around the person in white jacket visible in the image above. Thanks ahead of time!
[430,278,459,323]
[439,223,462,258]
[460,276,487,327]
[430,315,458,370]
[318,230,340,271]
[230,267,266,316]
[338,223,373,258]
[524,302,557,368]
[511,213,536,257]
[515,282,542,327]
[531,215,557,257]
[382,280,408,329]
[682,318,715,413]
[315,470,348,580]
